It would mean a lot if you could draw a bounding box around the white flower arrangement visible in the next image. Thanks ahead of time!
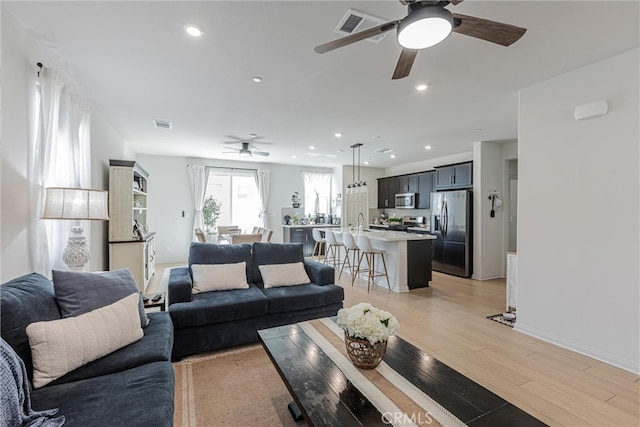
[337,303,399,344]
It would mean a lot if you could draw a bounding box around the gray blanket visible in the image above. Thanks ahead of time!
[0,337,64,426]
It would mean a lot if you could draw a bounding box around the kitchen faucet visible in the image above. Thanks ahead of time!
[357,213,365,232]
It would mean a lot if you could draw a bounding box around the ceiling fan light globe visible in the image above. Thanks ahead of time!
[397,6,453,49]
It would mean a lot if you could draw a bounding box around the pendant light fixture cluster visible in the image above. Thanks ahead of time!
[347,143,366,188]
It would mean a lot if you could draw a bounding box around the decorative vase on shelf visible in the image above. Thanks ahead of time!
[336,302,399,370]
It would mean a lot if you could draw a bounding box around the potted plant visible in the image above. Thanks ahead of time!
[336,303,399,369]
[202,196,221,234]
[388,216,402,225]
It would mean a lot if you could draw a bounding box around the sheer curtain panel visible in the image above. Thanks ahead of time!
[187,165,207,241]
[303,171,332,214]
[254,169,270,228]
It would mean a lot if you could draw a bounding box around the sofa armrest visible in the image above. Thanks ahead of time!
[304,259,335,286]
[168,267,193,305]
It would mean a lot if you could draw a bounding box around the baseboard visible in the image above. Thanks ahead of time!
[515,323,640,375]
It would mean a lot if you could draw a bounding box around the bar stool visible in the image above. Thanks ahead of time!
[355,234,390,292]
[339,232,359,283]
[311,228,326,261]
[324,230,344,268]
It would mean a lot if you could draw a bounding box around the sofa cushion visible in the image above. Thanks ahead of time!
[261,283,345,314]
[189,242,253,282]
[169,284,268,329]
[27,294,143,388]
[251,243,305,286]
[52,269,148,328]
[31,361,174,427]
[0,273,61,381]
[259,262,310,288]
[192,262,249,293]
[48,312,173,386]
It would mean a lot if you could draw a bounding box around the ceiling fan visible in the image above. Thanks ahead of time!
[314,0,527,80]
[223,135,271,157]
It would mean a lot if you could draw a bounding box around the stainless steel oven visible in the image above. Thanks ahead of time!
[394,193,415,209]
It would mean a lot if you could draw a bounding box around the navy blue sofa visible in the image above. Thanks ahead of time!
[0,273,174,427]
[168,242,344,360]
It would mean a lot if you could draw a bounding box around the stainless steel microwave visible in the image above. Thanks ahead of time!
[395,193,416,209]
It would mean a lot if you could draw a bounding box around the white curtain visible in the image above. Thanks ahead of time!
[254,169,270,228]
[187,165,207,241]
[303,171,332,214]
[30,67,91,274]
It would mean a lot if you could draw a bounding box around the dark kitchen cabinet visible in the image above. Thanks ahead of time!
[416,171,435,209]
[377,178,390,208]
[397,174,418,193]
[283,227,314,256]
[435,162,473,190]
[388,177,400,205]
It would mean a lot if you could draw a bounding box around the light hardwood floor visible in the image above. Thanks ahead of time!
[149,263,639,426]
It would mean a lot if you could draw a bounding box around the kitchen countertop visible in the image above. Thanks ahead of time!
[319,228,435,242]
[282,224,341,228]
[369,224,431,233]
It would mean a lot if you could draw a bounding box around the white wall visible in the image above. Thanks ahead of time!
[517,48,640,373]
[385,152,473,176]
[472,141,510,280]
[136,154,333,263]
[1,9,132,280]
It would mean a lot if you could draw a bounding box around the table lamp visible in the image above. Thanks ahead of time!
[42,187,109,270]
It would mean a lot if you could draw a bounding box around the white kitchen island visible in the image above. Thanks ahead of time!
[322,229,436,293]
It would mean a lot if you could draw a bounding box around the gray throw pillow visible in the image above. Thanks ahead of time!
[52,269,149,328]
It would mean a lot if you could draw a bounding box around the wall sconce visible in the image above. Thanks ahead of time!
[42,187,109,270]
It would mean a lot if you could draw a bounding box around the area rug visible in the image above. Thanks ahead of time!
[487,313,516,328]
[173,345,302,427]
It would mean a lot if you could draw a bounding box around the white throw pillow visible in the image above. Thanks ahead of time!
[259,262,311,289]
[191,262,249,293]
[26,293,143,388]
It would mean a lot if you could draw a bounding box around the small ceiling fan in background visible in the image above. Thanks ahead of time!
[222,135,272,157]
[314,0,527,80]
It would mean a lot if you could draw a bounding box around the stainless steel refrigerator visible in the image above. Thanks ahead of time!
[430,190,473,278]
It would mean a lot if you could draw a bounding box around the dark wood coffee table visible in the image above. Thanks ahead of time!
[259,320,547,427]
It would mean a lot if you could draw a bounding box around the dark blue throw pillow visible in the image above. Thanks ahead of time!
[52,269,149,328]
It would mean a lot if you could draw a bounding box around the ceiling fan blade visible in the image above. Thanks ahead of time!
[252,151,270,157]
[452,13,527,46]
[314,20,400,54]
[223,147,240,152]
[449,0,465,5]
[392,48,419,80]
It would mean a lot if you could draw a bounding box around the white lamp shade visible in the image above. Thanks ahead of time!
[43,187,109,220]
[397,6,453,50]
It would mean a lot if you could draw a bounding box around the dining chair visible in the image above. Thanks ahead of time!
[194,228,207,243]
[355,234,390,292]
[261,229,273,242]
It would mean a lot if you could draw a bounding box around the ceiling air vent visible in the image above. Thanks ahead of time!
[334,9,390,44]
[375,148,394,154]
[153,119,172,129]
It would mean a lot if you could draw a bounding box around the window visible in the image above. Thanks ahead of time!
[303,171,332,216]
[204,171,261,233]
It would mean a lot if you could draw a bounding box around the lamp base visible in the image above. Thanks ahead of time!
[62,226,90,270]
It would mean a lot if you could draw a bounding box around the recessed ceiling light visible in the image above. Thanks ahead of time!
[424,145,432,150]
[291,155,297,159]
[364,161,369,165]
[390,154,397,159]
[334,132,343,137]
[309,145,316,150]
[252,77,263,83]
[415,83,428,91]
[249,133,257,137]
[372,136,381,139]
[184,24,204,38]
[337,149,344,153]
